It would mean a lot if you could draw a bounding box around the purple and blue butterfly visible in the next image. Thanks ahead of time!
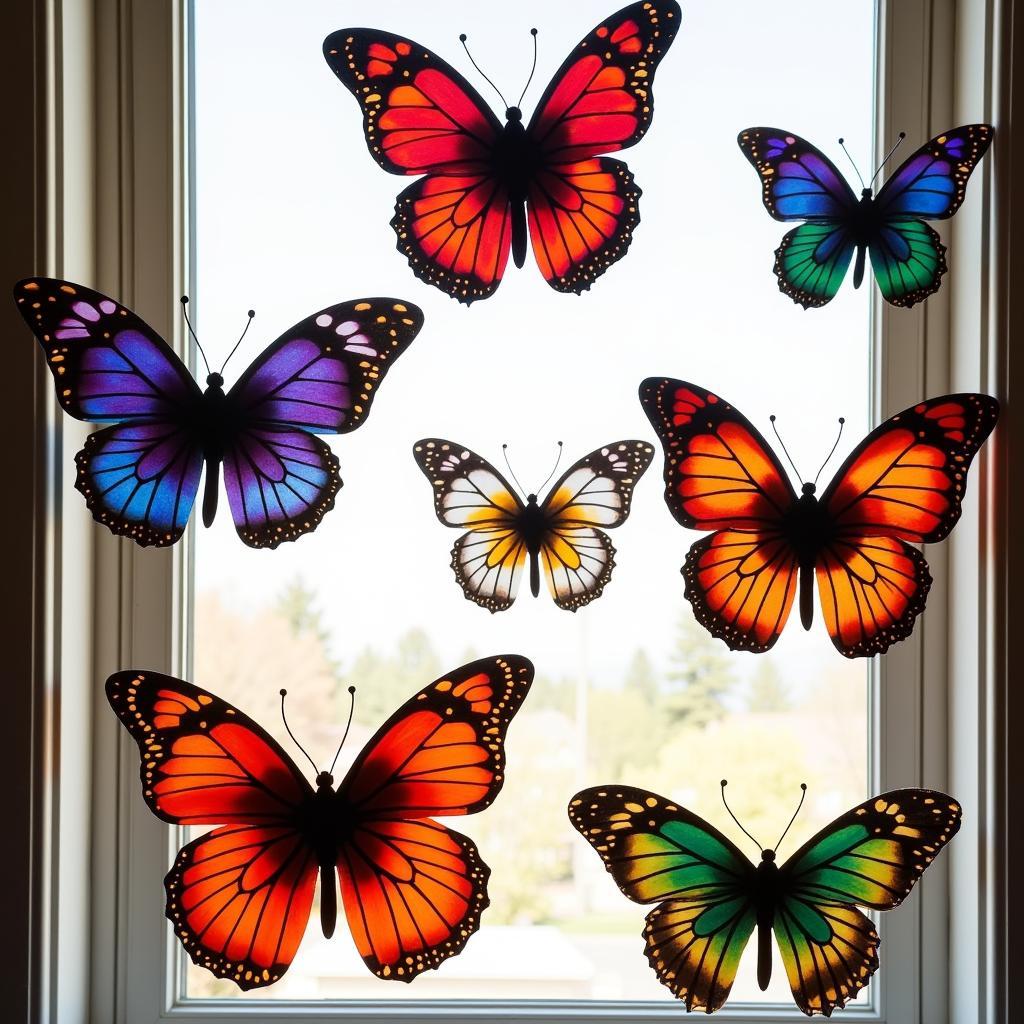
[15,279,423,547]
[738,124,993,308]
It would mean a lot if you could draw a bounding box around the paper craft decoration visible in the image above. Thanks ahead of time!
[323,0,681,303]
[106,655,534,989]
[413,438,653,611]
[737,124,993,308]
[15,278,423,547]
[639,378,998,657]
[570,782,961,1015]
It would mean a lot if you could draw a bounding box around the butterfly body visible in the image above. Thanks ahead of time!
[640,378,998,656]
[738,124,993,308]
[570,785,962,1015]
[414,438,653,611]
[325,2,681,302]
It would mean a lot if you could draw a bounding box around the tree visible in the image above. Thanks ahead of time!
[663,612,735,728]
[747,660,792,712]
[623,648,659,704]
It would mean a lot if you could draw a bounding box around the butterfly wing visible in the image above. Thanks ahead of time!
[569,785,757,1013]
[816,393,999,656]
[15,278,206,545]
[775,789,962,1016]
[221,297,422,548]
[868,124,994,307]
[737,129,860,308]
[639,378,801,651]
[323,30,512,303]
[334,655,533,980]
[537,440,653,610]
[525,1,681,293]
[413,438,529,612]
[105,670,318,989]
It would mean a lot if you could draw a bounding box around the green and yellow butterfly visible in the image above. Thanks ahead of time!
[569,782,961,1016]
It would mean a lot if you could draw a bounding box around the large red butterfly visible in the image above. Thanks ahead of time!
[323,1,681,303]
[639,378,999,658]
[106,656,533,989]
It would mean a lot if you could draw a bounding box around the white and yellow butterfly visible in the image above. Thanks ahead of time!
[412,438,653,612]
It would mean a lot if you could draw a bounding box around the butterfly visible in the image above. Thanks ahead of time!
[323,1,681,304]
[569,782,961,1015]
[737,124,994,308]
[106,655,533,989]
[412,438,653,612]
[15,278,423,548]
[639,378,999,657]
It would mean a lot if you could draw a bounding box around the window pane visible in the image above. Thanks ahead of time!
[189,0,874,1006]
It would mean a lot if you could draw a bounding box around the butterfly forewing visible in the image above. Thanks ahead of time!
[333,655,534,981]
[569,785,757,1013]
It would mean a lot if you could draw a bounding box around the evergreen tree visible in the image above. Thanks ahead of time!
[664,612,734,727]
[623,648,659,704]
[747,660,792,712]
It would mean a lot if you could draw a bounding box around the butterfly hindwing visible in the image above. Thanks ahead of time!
[816,393,999,657]
[538,440,653,610]
[775,789,962,1015]
[335,655,533,980]
[106,670,319,989]
[569,785,757,1013]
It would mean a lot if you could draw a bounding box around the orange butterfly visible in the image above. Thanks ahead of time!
[106,656,533,989]
[639,378,998,657]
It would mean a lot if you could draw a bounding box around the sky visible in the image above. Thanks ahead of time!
[191,0,877,702]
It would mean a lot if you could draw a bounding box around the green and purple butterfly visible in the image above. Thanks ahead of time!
[738,124,993,309]
[570,782,960,1016]
[15,279,423,547]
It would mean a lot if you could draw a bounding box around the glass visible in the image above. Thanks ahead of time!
[188,0,875,1006]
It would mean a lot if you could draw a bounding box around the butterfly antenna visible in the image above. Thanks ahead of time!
[328,686,357,776]
[516,28,539,107]
[180,296,211,377]
[535,440,564,494]
[459,33,509,108]
[769,415,804,482]
[501,444,528,497]
[720,780,764,854]
[218,307,256,376]
[813,417,846,486]
[869,131,907,187]
[837,137,866,189]
[279,688,319,776]
[774,783,808,851]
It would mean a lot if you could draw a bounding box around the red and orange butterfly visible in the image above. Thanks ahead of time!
[639,378,998,657]
[106,656,533,989]
[323,1,681,303]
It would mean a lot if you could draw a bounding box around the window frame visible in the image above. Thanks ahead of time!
[3,0,1019,1021]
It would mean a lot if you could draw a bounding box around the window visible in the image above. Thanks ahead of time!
[184,0,876,1010]
[6,0,1014,1022]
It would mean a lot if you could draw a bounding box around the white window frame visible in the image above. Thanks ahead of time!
[2,0,1019,1021]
